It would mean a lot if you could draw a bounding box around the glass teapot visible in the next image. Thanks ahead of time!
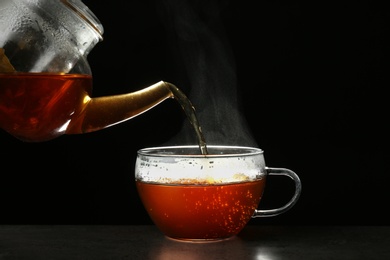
[0,0,181,142]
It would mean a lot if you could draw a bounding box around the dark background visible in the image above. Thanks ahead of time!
[1,0,388,226]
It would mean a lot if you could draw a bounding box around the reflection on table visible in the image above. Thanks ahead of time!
[0,225,389,259]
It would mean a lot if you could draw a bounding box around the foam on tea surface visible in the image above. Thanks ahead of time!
[155,173,252,185]
[135,155,265,184]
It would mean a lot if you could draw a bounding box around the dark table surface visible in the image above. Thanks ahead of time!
[1,225,389,259]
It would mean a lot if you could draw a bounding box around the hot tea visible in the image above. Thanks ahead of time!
[136,178,266,240]
[0,73,92,142]
[135,145,301,242]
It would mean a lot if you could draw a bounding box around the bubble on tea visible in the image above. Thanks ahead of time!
[158,173,250,185]
[0,48,16,72]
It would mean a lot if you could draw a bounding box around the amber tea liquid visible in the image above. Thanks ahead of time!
[0,73,92,141]
[136,178,266,240]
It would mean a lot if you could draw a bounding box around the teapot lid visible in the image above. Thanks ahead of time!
[61,0,104,40]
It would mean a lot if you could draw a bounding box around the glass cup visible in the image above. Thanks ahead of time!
[135,145,302,242]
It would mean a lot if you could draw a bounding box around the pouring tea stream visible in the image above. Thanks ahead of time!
[0,0,207,154]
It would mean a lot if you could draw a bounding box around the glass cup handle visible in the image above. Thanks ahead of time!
[252,167,302,218]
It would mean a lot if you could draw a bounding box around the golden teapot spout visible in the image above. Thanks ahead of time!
[65,81,175,135]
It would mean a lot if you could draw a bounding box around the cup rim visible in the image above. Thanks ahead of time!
[137,145,264,158]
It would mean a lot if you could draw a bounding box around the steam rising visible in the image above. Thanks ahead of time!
[158,0,257,147]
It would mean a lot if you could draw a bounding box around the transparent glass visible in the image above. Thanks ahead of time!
[135,145,302,242]
[0,0,103,74]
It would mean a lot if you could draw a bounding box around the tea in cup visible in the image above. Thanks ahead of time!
[135,145,301,242]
